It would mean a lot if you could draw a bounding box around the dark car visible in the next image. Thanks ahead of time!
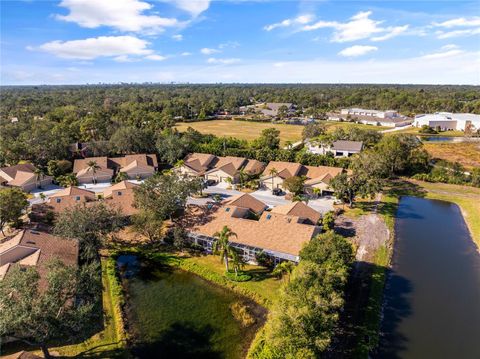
[272,188,283,196]
[205,179,217,186]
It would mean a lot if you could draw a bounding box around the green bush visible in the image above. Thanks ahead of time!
[225,270,252,282]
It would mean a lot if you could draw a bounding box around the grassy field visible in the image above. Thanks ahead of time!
[175,120,387,145]
[423,142,480,169]
[390,126,466,137]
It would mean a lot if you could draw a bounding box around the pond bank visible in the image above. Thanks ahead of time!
[117,254,267,359]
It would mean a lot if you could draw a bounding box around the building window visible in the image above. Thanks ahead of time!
[266,214,271,220]
[56,198,61,203]
[117,191,122,196]
[75,196,80,201]
[225,207,230,212]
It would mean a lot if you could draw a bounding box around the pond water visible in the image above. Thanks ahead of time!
[376,197,480,359]
[420,136,480,143]
[117,255,265,359]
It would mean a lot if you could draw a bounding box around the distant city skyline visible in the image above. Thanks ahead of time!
[1,0,479,85]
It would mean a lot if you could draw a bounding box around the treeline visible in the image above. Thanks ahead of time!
[249,231,354,358]
[2,84,479,122]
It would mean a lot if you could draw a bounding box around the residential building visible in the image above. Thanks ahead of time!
[101,180,139,217]
[178,153,265,184]
[73,154,158,184]
[0,230,79,288]
[187,194,321,263]
[270,201,321,225]
[224,193,267,216]
[259,161,343,195]
[259,161,303,190]
[0,163,53,192]
[306,140,363,157]
[414,112,480,131]
[40,187,96,213]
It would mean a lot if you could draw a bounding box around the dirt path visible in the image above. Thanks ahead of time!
[330,209,390,357]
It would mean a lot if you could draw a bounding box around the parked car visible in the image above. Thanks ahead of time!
[272,188,283,196]
[205,179,217,186]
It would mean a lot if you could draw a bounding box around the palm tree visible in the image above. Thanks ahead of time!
[272,261,295,280]
[114,171,128,183]
[312,187,322,198]
[238,169,248,188]
[268,167,278,192]
[231,249,246,277]
[212,226,237,272]
[86,160,100,184]
[293,194,309,205]
[34,168,44,189]
[58,173,78,187]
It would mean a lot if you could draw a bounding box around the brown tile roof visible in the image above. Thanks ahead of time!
[211,156,246,171]
[185,153,216,168]
[189,204,319,257]
[270,201,321,225]
[300,165,343,184]
[225,193,266,215]
[73,156,109,173]
[103,180,139,198]
[243,159,265,175]
[0,163,36,179]
[110,154,158,169]
[50,186,96,198]
[0,230,79,289]
[261,161,302,179]
[102,189,138,216]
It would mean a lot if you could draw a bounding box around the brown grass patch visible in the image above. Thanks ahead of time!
[424,142,480,169]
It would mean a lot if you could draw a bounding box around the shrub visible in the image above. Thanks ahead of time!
[225,270,252,282]
[230,302,256,327]
[255,251,274,268]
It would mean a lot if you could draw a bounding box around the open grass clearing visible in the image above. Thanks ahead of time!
[423,142,480,169]
[175,119,387,145]
[388,127,466,137]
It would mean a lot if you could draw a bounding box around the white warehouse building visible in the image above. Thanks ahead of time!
[414,112,480,131]
[340,108,398,119]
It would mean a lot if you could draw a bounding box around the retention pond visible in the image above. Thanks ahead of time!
[117,254,266,359]
[376,196,480,358]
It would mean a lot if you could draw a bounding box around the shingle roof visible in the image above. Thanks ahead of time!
[270,201,321,225]
[73,156,109,173]
[261,161,302,179]
[0,163,36,179]
[102,189,138,216]
[103,180,139,198]
[299,165,343,183]
[243,159,265,175]
[225,193,266,214]
[332,140,363,152]
[0,230,79,289]
[50,186,96,198]
[189,204,319,257]
[210,156,246,171]
[185,153,216,168]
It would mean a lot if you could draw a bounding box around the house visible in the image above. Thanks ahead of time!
[0,230,79,289]
[259,161,303,190]
[300,165,344,196]
[187,195,321,263]
[102,180,139,217]
[306,140,364,157]
[414,112,480,132]
[204,156,247,184]
[339,108,412,127]
[73,156,114,184]
[41,187,96,213]
[270,201,321,225]
[178,153,265,184]
[73,154,158,184]
[0,163,53,192]
[224,193,267,216]
[259,161,343,195]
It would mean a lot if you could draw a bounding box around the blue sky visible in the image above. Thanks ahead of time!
[1,0,479,85]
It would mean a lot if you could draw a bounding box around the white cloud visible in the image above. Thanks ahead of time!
[172,34,183,41]
[371,25,409,41]
[436,28,480,39]
[302,11,409,43]
[56,0,179,34]
[34,35,153,60]
[338,45,378,57]
[219,41,240,49]
[200,47,220,55]
[207,57,240,64]
[145,54,167,61]
[433,17,480,28]
[169,0,210,17]
[420,46,465,59]
[264,14,314,31]
[181,52,192,56]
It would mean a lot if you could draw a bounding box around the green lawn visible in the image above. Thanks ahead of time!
[143,251,283,308]
[175,119,388,145]
[387,126,466,137]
